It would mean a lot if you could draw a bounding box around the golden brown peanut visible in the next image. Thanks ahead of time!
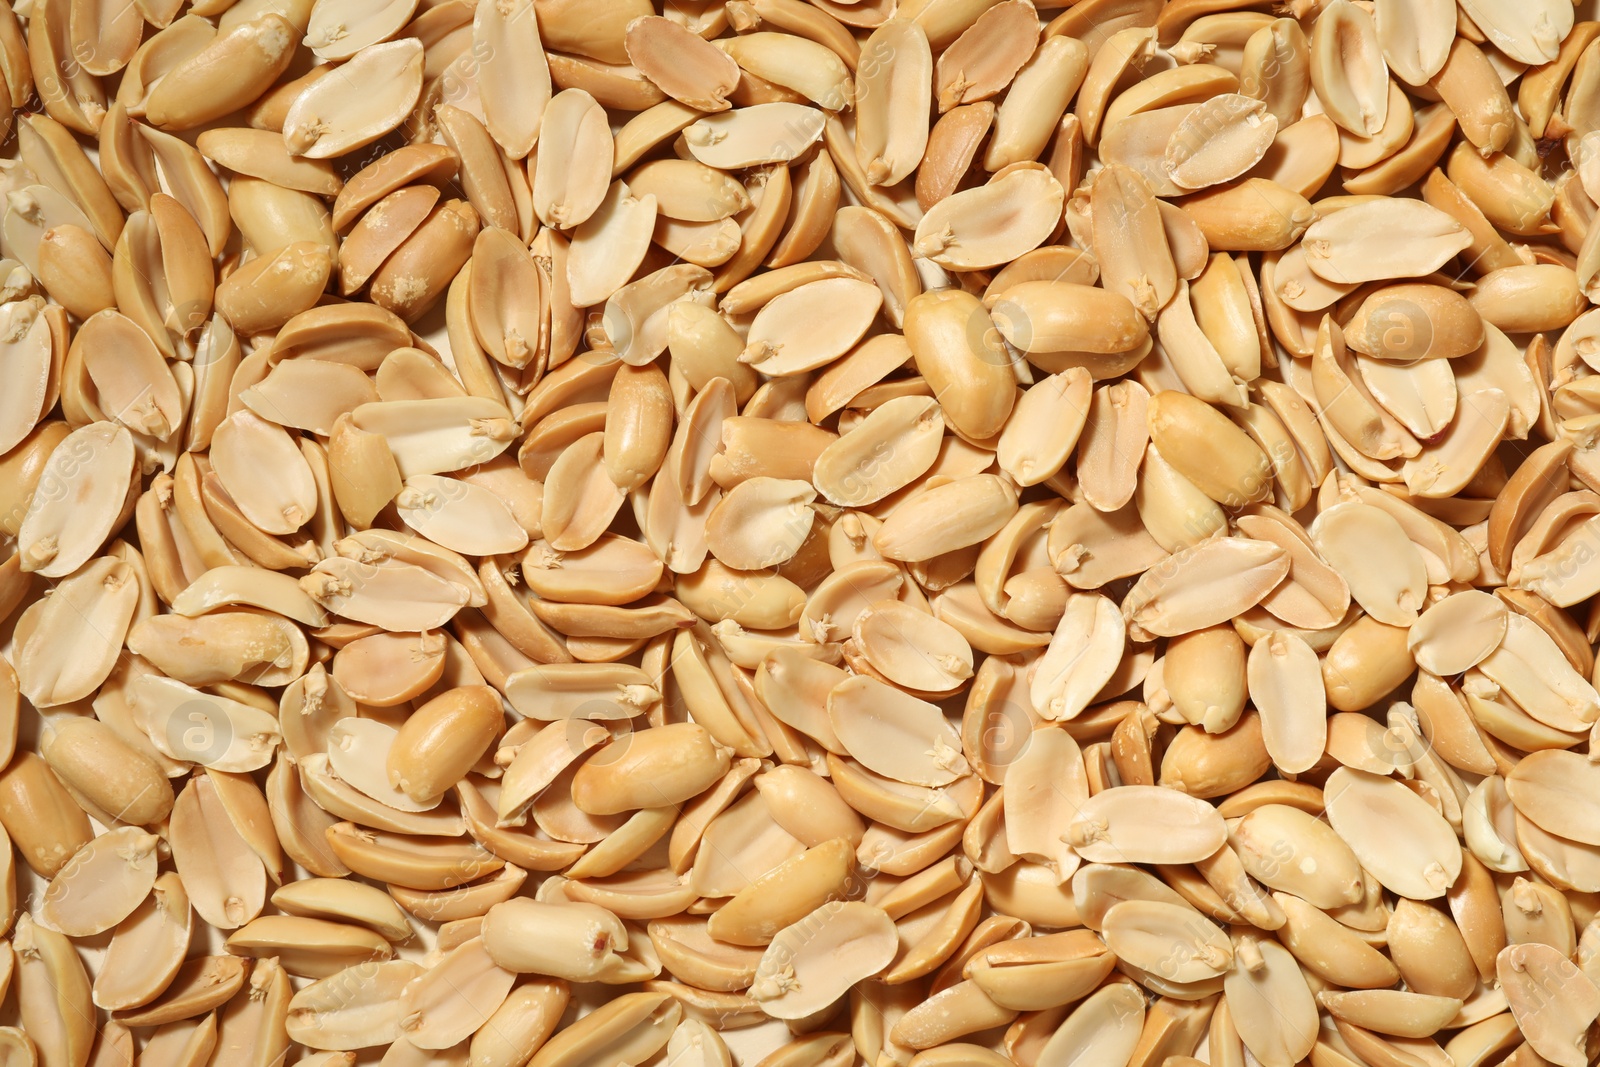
[387,686,505,805]
[144,15,299,130]
[326,413,403,530]
[1323,615,1416,711]
[1180,178,1314,250]
[1160,714,1272,798]
[571,723,731,815]
[41,718,174,827]
[37,225,114,320]
[902,289,1017,440]
[1146,391,1273,506]
[1428,36,1514,154]
[0,752,93,879]
[214,241,332,335]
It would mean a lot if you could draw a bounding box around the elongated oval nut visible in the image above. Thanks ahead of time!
[989,35,1087,169]
[749,901,897,1019]
[604,363,673,492]
[0,751,94,879]
[857,19,933,186]
[570,723,729,816]
[324,823,502,891]
[535,89,613,229]
[1311,502,1427,626]
[145,14,297,130]
[1344,282,1483,360]
[855,599,975,692]
[370,199,480,323]
[1310,0,1388,136]
[41,718,173,827]
[474,0,549,159]
[394,937,514,1049]
[215,242,333,334]
[912,164,1064,270]
[1505,750,1600,846]
[1163,625,1248,733]
[1471,264,1586,334]
[504,663,662,720]
[129,611,307,688]
[1375,0,1453,85]
[726,23,850,101]
[902,289,1016,439]
[96,872,191,1011]
[1409,590,1506,675]
[1146,390,1272,506]
[704,477,816,570]
[72,313,180,441]
[812,395,944,506]
[1316,988,1464,1039]
[282,40,424,158]
[387,685,503,805]
[1247,631,1328,775]
[874,476,1018,563]
[1323,614,1415,711]
[1032,981,1144,1067]
[1227,936,1319,1067]
[469,980,571,1067]
[481,898,631,980]
[1160,716,1271,799]
[1030,593,1125,723]
[1166,94,1278,190]
[1181,179,1314,251]
[1302,197,1471,284]
[16,421,135,578]
[627,15,739,112]
[300,556,472,632]
[340,623,445,710]
[682,104,825,169]
[1499,942,1600,1067]
[964,930,1115,1012]
[1065,784,1227,863]
[527,990,681,1067]
[39,826,159,937]
[1100,899,1232,981]
[14,914,95,1067]
[740,277,880,377]
[271,879,411,942]
[169,772,268,930]
[16,555,138,708]
[1121,536,1290,638]
[1231,803,1364,907]
[704,838,854,947]
[286,959,424,1051]
[1325,766,1462,900]
[998,369,1091,487]
[113,953,249,1026]
[828,675,968,786]
[988,281,1149,356]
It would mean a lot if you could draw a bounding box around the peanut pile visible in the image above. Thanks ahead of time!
[5,0,1600,1066]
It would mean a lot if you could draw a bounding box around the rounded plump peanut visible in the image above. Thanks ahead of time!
[0,751,93,879]
[1158,714,1271,798]
[570,723,730,816]
[1146,390,1273,507]
[1322,615,1416,711]
[481,898,632,981]
[902,289,1017,441]
[40,718,174,828]
[386,686,504,805]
